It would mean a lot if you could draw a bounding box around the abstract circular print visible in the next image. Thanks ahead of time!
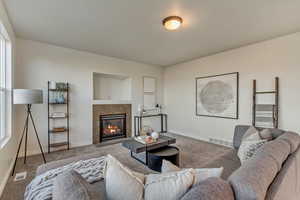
[199,80,234,114]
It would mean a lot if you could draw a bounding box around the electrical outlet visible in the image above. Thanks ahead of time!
[14,172,27,182]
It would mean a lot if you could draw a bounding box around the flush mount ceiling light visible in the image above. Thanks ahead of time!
[162,16,183,31]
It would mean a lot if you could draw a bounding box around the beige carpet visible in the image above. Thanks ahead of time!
[0,133,231,200]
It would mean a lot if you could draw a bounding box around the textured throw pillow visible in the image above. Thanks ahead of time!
[105,154,144,200]
[259,128,273,141]
[161,160,224,185]
[237,139,267,163]
[53,170,92,200]
[144,169,194,200]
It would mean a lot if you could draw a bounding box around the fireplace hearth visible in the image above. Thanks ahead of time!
[100,113,126,142]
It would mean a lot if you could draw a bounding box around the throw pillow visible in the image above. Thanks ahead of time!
[105,154,144,200]
[242,126,261,141]
[237,139,267,163]
[181,177,235,200]
[53,170,92,200]
[144,169,194,200]
[259,128,273,141]
[161,160,224,185]
[161,160,181,172]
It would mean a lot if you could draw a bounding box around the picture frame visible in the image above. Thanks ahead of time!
[196,72,239,119]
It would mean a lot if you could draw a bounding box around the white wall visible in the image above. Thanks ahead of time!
[15,38,164,155]
[164,32,300,142]
[0,0,16,196]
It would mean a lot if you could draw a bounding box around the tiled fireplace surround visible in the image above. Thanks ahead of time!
[92,104,132,144]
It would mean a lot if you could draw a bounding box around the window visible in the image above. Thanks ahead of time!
[0,23,12,148]
[0,33,6,142]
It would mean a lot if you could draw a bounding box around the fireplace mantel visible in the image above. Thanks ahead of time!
[92,104,131,144]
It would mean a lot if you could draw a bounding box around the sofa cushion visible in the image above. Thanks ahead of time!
[181,177,234,200]
[277,132,300,153]
[201,149,241,179]
[266,147,300,200]
[145,169,194,200]
[259,129,273,141]
[228,152,279,200]
[53,170,97,200]
[105,154,144,200]
[255,139,290,170]
[161,160,223,185]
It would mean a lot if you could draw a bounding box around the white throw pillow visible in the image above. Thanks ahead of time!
[193,167,224,185]
[144,169,194,200]
[105,155,144,200]
[237,139,267,163]
[161,160,224,185]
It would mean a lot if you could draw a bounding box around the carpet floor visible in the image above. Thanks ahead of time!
[0,133,232,200]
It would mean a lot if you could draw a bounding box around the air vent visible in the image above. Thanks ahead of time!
[14,172,27,182]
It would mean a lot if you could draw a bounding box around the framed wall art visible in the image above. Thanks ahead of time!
[196,72,239,119]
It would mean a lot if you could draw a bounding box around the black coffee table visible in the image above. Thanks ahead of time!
[122,135,176,165]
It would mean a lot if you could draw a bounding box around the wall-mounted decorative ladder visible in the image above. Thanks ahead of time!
[47,81,70,153]
[252,77,279,128]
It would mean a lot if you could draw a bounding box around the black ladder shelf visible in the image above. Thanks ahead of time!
[252,77,279,128]
[47,82,70,153]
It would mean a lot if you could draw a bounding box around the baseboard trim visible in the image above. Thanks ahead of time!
[0,158,15,197]
[168,130,233,148]
[168,130,210,143]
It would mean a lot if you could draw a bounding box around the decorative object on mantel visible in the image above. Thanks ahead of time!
[47,81,70,153]
[196,72,239,119]
[141,103,162,116]
[11,89,46,176]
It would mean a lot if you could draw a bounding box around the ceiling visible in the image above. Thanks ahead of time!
[3,0,300,66]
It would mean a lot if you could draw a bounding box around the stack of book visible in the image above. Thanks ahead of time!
[52,127,66,132]
[50,112,67,118]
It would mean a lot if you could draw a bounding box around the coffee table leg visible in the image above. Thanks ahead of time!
[130,151,147,165]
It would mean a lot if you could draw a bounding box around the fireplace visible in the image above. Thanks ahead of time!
[99,113,126,142]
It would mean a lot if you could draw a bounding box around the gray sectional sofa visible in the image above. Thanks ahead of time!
[36,125,300,200]
[184,125,300,200]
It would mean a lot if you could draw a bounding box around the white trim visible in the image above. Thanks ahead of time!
[168,130,211,143]
[0,135,9,149]
[0,157,14,197]
[0,27,12,149]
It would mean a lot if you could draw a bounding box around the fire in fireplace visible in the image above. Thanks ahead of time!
[100,113,126,142]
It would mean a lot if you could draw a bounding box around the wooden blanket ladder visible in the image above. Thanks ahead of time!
[252,77,279,128]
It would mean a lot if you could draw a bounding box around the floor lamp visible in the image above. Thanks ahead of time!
[11,89,46,176]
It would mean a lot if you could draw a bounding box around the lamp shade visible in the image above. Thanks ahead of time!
[13,89,43,104]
